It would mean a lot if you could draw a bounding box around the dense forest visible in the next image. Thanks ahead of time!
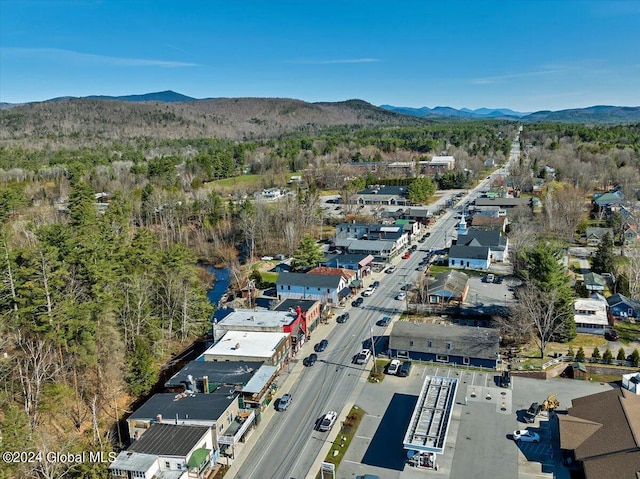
[1,100,639,478]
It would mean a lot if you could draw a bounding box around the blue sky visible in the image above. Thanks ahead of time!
[1,0,639,111]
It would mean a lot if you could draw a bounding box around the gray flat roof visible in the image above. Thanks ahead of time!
[165,360,263,390]
[128,423,209,456]
[109,451,157,472]
[273,299,320,312]
[242,365,278,394]
[403,376,458,455]
[128,389,235,423]
[217,309,297,329]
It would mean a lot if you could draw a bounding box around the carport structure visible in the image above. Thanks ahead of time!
[403,375,458,469]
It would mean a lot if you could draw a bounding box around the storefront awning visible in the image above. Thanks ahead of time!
[350,280,363,288]
[338,287,352,298]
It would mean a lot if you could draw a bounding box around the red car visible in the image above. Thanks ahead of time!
[402,252,410,259]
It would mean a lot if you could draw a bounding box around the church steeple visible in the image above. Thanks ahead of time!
[456,213,468,236]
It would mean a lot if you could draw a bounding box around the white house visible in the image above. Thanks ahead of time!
[574,295,610,335]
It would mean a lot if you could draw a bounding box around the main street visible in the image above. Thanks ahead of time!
[234,137,521,479]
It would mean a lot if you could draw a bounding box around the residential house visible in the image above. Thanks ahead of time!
[399,207,434,225]
[592,190,624,212]
[557,388,640,479]
[606,293,640,320]
[276,271,347,304]
[470,205,505,218]
[321,253,375,279]
[483,158,495,168]
[458,227,509,262]
[470,215,507,232]
[109,424,215,479]
[582,272,605,292]
[395,219,421,241]
[585,227,613,246]
[259,188,283,200]
[474,197,532,211]
[388,322,500,369]
[622,222,640,246]
[334,238,401,263]
[214,308,309,354]
[574,294,611,335]
[426,270,470,304]
[202,330,290,369]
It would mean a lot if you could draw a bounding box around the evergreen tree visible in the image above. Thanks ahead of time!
[602,348,613,364]
[575,346,586,362]
[592,232,615,274]
[292,236,326,271]
[592,346,600,359]
[617,347,626,361]
[566,346,574,360]
[630,349,640,367]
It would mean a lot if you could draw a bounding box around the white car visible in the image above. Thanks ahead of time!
[355,349,372,365]
[513,429,540,443]
[387,359,401,375]
[363,286,376,297]
[395,292,407,301]
[319,411,338,432]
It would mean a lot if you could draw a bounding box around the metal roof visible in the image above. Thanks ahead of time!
[403,376,458,455]
[128,423,209,456]
[241,365,278,394]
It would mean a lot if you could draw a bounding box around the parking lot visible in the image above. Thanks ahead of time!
[336,363,613,479]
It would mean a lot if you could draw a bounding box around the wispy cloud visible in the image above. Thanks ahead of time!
[471,68,564,85]
[288,58,382,65]
[1,47,201,67]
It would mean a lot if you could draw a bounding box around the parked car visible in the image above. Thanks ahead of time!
[387,359,401,375]
[605,330,619,341]
[425,232,431,237]
[303,353,318,367]
[318,411,338,432]
[396,292,407,301]
[523,403,543,423]
[352,297,364,307]
[314,339,329,352]
[499,370,511,388]
[276,393,292,411]
[336,313,349,323]
[402,252,411,259]
[398,360,412,377]
[386,266,397,274]
[493,275,504,284]
[378,316,391,327]
[513,429,540,442]
[355,349,372,365]
[483,273,495,283]
[356,475,380,479]
[362,286,376,297]
[372,280,380,288]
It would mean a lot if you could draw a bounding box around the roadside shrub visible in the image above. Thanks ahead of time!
[591,347,600,359]
[575,347,586,362]
[617,348,625,361]
[631,349,640,367]
[566,347,575,360]
[602,348,612,364]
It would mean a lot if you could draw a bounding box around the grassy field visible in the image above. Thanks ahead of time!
[208,174,263,188]
[316,406,366,478]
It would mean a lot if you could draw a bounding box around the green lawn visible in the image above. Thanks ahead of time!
[316,406,366,478]
[614,321,640,345]
[208,174,263,188]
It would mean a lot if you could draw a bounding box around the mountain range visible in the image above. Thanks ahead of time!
[1,91,639,144]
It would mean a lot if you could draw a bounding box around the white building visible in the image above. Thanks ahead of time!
[574,295,610,335]
[202,330,290,368]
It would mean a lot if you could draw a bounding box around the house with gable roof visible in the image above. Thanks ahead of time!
[557,388,640,479]
[276,271,347,304]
